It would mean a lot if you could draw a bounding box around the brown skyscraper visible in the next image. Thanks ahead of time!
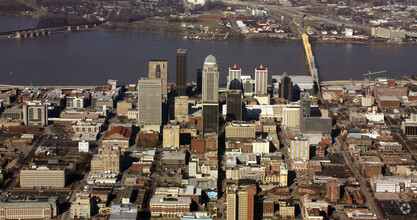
[149,60,168,100]
[176,49,187,96]
[237,189,254,220]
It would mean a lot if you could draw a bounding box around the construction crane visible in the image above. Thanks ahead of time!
[363,70,387,76]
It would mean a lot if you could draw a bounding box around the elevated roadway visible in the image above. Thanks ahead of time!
[302,33,319,84]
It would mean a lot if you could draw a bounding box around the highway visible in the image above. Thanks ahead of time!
[335,136,382,219]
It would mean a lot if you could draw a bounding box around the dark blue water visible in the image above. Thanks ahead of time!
[0,15,416,86]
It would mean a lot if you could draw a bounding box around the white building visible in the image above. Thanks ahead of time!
[252,140,270,154]
[227,65,242,90]
[202,55,219,103]
[282,107,300,128]
[78,140,89,152]
[366,111,385,123]
[255,65,268,95]
[361,96,374,107]
[370,176,412,193]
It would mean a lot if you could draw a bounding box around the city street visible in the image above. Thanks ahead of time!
[335,136,382,219]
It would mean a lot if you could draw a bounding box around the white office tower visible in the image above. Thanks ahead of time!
[227,65,241,90]
[202,55,219,102]
[138,78,162,125]
[255,65,268,95]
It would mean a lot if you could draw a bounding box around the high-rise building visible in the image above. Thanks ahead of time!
[22,101,48,126]
[176,49,187,96]
[241,75,254,96]
[162,124,180,149]
[255,65,268,95]
[196,69,202,94]
[91,146,121,173]
[300,92,311,119]
[226,90,242,121]
[203,103,218,134]
[327,180,341,202]
[149,60,168,100]
[226,193,237,220]
[227,65,242,90]
[138,78,162,125]
[237,189,254,220]
[227,189,255,220]
[202,55,219,102]
[290,138,310,160]
[174,96,189,122]
[300,92,332,134]
[279,72,293,101]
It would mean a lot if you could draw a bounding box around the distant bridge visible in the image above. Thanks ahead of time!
[0,22,101,39]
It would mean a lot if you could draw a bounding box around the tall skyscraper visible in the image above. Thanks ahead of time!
[202,55,219,102]
[138,78,162,125]
[176,49,187,96]
[226,90,242,121]
[237,190,254,220]
[149,60,168,100]
[255,65,268,95]
[196,69,202,94]
[227,189,255,220]
[203,103,218,135]
[227,65,242,90]
[300,92,332,134]
[23,101,48,126]
[226,193,237,220]
[279,72,293,101]
[174,96,189,122]
[300,92,311,119]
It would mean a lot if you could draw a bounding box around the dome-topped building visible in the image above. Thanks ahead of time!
[204,54,217,65]
[202,54,219,103]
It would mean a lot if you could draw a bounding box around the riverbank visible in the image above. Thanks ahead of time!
[97,20,417,45]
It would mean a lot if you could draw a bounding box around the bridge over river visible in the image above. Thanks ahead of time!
[0,22,100,39]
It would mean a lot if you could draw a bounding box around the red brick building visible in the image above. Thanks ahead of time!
[327,180,340,202]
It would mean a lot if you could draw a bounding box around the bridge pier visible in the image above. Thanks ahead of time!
[67,26,71,31]
[85,25,88,29]
[76,26,80,30]
[15,31,21,39]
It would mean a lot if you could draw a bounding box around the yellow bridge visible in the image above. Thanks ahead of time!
[302,33,319,84]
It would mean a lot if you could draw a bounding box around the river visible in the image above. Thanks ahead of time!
[0,15,416,86]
